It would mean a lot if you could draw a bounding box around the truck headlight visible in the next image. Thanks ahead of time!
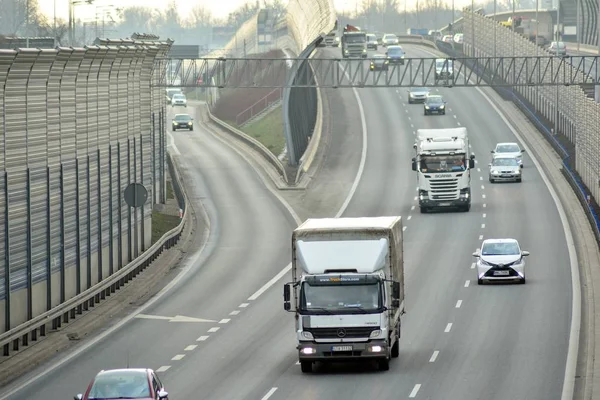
[460,189,470,198]
[301,331,314,340]
[370,345,383,352]
[419,190,428,200]
[425,106,430,109]
[301,347,316,354]
[369,329,382,338]
[335,37,340,42]
[363,48,367,52]
[344,49,349,54]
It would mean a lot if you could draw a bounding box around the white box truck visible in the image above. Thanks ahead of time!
[283,217,405,373]
[411,127,475,213]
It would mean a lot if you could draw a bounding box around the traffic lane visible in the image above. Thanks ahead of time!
[11,105,296,400]
[416,171,570,400]
[259,66,489,400]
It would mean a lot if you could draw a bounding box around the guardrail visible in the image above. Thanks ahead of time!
[0,151,188,357]
[396,35,438,49]
[206,103,289,184]
[236,88,283,126]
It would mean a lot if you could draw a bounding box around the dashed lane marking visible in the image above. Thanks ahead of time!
[184,345,197,351]
[409,384,422,398]
[239,303,249,308]
[464,280,470,287]
[196,336,209,341]
[219,319,231,324]
[456,300,462,308]
[261,388,278,400]
[403,226,407,231]
[444,323,453,333]
[208,327,220,333]
[471,263,476,269]
[171,354,185,361]
[411,206,415,211]
[230,310,240,316]
[407,215,412,220]
[156,366,170,373]
[483,213,486,218]
[481,224,486,229]
[479,235,484,240]
[429,351,440,362]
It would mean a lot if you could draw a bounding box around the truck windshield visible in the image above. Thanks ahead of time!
[344,35,366,43]
[420,154,465,172]
[300,282,382,314]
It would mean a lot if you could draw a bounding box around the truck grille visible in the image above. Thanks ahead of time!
[429,178,459,200]
[305,327,378,339]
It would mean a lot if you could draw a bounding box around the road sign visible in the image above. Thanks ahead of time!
[124,183,148,208]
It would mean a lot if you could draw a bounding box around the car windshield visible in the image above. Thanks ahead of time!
[426,96,443,104]
[301,281,382,313]
[367,35,376,40]
[388,47,404,55]
[420,155,465,172]
[174,114,191,122]
[167,89,180,96]
[552,42,566,48]
[492,158,518,166]
[173,94,185,100]
[481,242,520,256]
[436,60,453,69]
[344,34,365,43]
[384,35,397,40]
[496,144,520,153]
[410,87,429,93]
[88,371,150,399]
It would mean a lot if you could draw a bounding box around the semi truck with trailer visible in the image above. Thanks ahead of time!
[341,24,367,58]
[411,127,475,213]
[283,217,405,373]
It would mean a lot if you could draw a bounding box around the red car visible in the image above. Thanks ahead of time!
[75,368,169,400]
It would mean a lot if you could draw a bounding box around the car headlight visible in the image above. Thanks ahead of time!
[369,329,382,338]
[425,106,430,109]
[492,171,500,175]
[401,55,405,58]
[301,331,314,340]
[335,37,340,42]
[362,49,367,52]
[188,122,192,125]
[440,105,445,109]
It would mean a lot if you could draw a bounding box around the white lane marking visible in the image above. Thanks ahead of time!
[475,85,581,400]
[0,179,215,398]
[411,124,414,128]
[457,121,461,126]
[156,366,171,372]
[411,205,415,210]
[171,354,185,361]
[483,203,487,208]
[409,384,422,398]
[456,300,462,308]
[444,323,453,333]
[239,303,249,308]
[482,194,486,199]
[481,224,486,229]
[414,196,418,201]
[261,387,278,400]
[429,351,440,362]
[219,318,231,324]
[453,115,457,119]
[407,215,412,220]
[196,336,209,341]
[471,263,476,269]
[474,159,478,164]
[229,310,240,316]
[413,131,416,135]
[166,131,181,155]
[479,235,484,240]
[479,176,483,180]
[483,213,486,218]
[403,226,407,231]
[481,185,485,190]
[184,345,197,351]
[248,265,292,301]
[477,168,481,172]
[464,280,470,287]
[208,327,220,333]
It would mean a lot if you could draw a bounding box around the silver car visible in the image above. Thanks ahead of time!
[171,93,187,107]
[489,155,521,183]
[366,33,378,50]
[473,239,529,284]
[492,142,524,168]
[382,34,399,47]
[407,87,430,104]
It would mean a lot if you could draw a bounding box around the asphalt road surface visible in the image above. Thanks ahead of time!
[2,44,573,400]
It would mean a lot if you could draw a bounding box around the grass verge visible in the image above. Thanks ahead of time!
[239,105,285,157]
[151,211,181,243]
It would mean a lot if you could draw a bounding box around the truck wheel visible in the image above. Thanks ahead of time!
[420,207,428,213]
[462,205,471,212]
[378,358,390,371]
[300,361,312,373]
[391,339,400,358]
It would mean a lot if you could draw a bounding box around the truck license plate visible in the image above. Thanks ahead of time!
[331,345,353,351]
[494,270,510,276]
[439,203,451,206]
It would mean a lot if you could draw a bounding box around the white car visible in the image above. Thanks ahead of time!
[366,33,378,50]
[435,58,454,79]
[171,93,187,107]
[382,34,399,47]
[454,33,464,43]
[492,142,524,168]
[488,155,522,183]
[473,239,529,284]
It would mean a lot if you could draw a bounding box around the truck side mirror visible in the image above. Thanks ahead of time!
[283,284,291,311]
[469,159,475,169]
[411,158,417,171]
[392,281,401,299]
[392,299,400,308]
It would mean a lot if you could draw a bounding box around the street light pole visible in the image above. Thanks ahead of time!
[471,0,475,57]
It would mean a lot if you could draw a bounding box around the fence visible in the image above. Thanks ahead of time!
[456,10,600,243]
[0,39,171,336]
[235,88,283,126]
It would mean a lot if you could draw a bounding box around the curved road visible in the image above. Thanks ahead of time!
[1,45,573,400]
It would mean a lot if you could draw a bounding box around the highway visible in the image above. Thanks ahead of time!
[2,45,573,400]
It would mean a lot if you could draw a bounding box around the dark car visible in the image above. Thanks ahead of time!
[385,45,405,65]
[172,113,194,131]
[75,368,169,400]
[407,87,430,104]
[424,95,446,115]
[370,54,389,71]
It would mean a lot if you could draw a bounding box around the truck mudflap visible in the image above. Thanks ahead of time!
[297,340,388,361]
[419,197,471,212]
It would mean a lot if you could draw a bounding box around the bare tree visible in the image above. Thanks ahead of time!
[226,1,260,28]
[0,0,44,36]
[188,5,213,28]
[119,6,155,32]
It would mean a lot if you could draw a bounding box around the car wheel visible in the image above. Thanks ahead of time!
[190,127,194,131]
[442,111,446,115]
[478,278,484,285]
[408,98,412,104]
[489,178,495,183]
[172,127,176,132]
[375,46,378,50]
[424,111,428,115]
[420,207,428,213]
[516,178,522,182]
[300,361,312,373]
[462,204,471,212]
[520,277,526,284]
[378,358,390,371]
[520,164,523,169]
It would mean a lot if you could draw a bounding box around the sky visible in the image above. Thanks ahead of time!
[38,0,485,24]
